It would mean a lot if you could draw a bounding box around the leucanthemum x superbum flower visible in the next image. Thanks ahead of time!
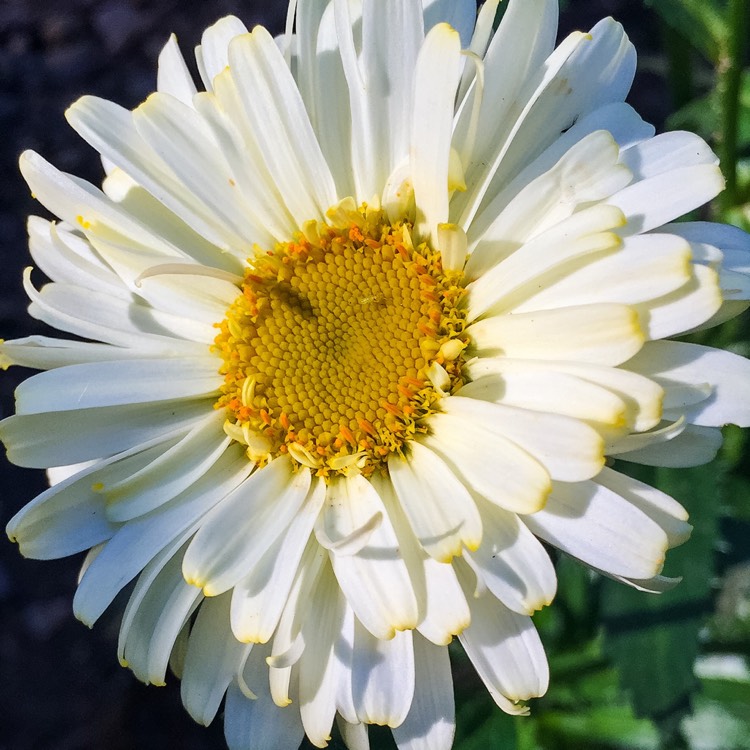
[5,0,750,748]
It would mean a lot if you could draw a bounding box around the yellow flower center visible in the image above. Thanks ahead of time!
[214,205,468,477]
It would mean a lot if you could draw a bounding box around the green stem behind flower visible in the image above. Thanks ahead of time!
[719,0,749,210]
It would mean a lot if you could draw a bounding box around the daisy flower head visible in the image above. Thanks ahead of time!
[4,0,750,748]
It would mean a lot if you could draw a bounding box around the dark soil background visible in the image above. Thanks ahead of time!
[0,2,673,749]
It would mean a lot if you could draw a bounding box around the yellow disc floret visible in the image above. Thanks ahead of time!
[214,204,467,478]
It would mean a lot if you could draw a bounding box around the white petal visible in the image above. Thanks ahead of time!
[0,398,208,469]
[467,303,645,367]
[6,454,123,560]
[523,480,669,579]
[322,475,419,639]
[459,20,636,233]
[303,2,357,200]
[466,131,631,278]
[132,92,260,254]
[423,0,477,46]
[299,568,345,747]
[268,542,327,707]
[18,150,188,261]
[182,457,311,596]
[388,442,483,562]
[466,501,556,615]
[424,411,550,514]
[372,473,471,646]
[118,544,203,686]
[459,371,629,432]
[102,410,230,522]
[466,204,626,316]
[65,97,249,252]
[454,0,557,171]
[594,467,691,548]
[337,719,370,750]
[181,593,248,726]
[392,635,455,750]
[224,649,305,750]
[231,478,325,644]
[411,23,463,242]
[465,357,664,433]
[625,340,750,427]
[441,396,605,483]
[363,0,424,190]
[13,357,220,414]
[456,561,548,705]
[661,220,750,273]
[352,622,415,727]
[636,264,722,339]
[197,16,249,90]
[616,424,723,467]
[28,217,127,296]
[24,273,213,350]
[619,131,718,180]
[610,164,725,235]
[73,446,252,626]
[157,34,197,105]
[510,233,693,313]
[227,27,337,225]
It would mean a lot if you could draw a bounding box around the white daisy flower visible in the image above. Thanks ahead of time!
[4,0,750,748]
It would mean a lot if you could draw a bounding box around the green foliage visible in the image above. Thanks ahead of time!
[643,0,727,63]
[602,465,722,746]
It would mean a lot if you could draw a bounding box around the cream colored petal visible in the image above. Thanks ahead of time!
[391,635,455,750]
[467,303,645,367]
[322,475,419,639]
[411,22,463,243]
[424,411,550,514]
[230,478,325,644]
[594,467,691,549]
[441,396,605,483]
[456,561,548,706]
[625,340,750,427]
[180,593,248,726]
[466,131,631,279]
[388,442,483,562]
[14,357,220,415]
[182,457,311,596]
[465,357,664,433]
[157,34,197,105]
[466,500,556,615]
[352,622,415,728]
[523,480,669,579]
[511,233,693,314]
[227,27,338,225]
[466,204,625,315]
[459,371,628,432]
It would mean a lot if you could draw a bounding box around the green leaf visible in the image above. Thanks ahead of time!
[668,73,750,153]
[537,704,660,750]
[644,0,727,63]
[601,464,722,742]
[682,677,750,749]
[454,688,520,750]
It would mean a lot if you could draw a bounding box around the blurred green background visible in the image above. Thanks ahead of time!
[0,1,748,749]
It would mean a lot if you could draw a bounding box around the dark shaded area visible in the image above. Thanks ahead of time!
[0,1,668,749]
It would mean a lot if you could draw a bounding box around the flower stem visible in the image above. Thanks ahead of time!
[719,0,749,211]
